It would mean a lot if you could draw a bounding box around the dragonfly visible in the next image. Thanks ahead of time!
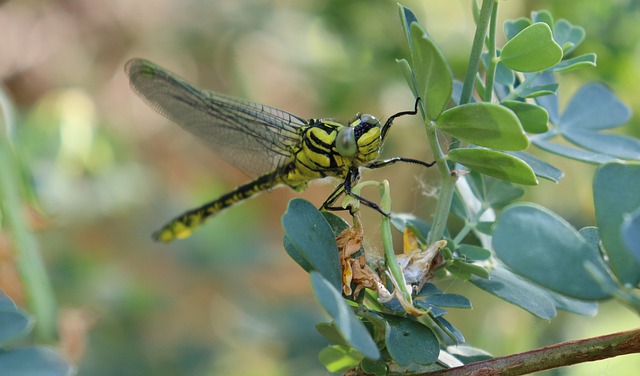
[125,58,434,242]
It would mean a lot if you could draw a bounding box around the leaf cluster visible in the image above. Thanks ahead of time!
[0,291,71,376]
[281,3,640,375]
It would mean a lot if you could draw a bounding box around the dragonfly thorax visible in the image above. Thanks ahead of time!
[283,116,382,187]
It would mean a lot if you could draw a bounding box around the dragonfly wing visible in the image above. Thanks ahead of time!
[125,58,306,177]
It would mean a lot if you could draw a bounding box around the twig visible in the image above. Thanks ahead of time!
[419,328,640,376]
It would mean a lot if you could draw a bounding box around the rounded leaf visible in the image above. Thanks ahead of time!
[507,151,563,183]
[501,23,563,72]
[553,19,585,55]
[310,272,380,360]
[456,245,491,261]
[282,199,341,290]
[0,309,33,346]
[551,53,597,73]
[560,83,631,131]
[563,130,640,160]
[385,316,439,366]
[423,294,471,309]
[448,149,538,186]
[0,292,17,310]
[0,347,71,376]
[622,207,640,263]
[437,103,529,150]
[593,163,640,285]
[493,203,613,300]
[410,23,453,120]
[318,345,363,373]
[501,101,549,134]
[504,18,531,40]
[471,266,557,319]
[316,322,348,346]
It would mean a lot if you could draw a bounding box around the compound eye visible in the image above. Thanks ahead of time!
[336,127,357,157]
[360,114,379,126]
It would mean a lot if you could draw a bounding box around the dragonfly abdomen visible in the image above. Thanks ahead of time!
[153,173,281,242]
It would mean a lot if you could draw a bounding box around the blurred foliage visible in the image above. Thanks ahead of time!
[0,0,638,375]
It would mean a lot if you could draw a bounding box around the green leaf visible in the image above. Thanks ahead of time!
[318,345,363,373]
[436,103,529,150]
[532,73,560,123]
[322,212,351,235]
[451,190,470,220]
[457,245,491,261]
[310,272,380,359]
[495,60,515,87]
[396,58,419,99]
[0,291,17,311]
[532,137,619,164]
[506,151,564,183]
[553,19,585,55]
[503,18,531,40]
[398,4,421,50]
[316,322,348,346]
[563,130,640,160]
[501,23,563,72]
[390,213,432,239]
[552,53,597,73]
[520,83,558,98]
[449,149,538,186]
[560,83,631,131]
[385,316,439,366]
[282,199,341,290]
[493,203,614,300]
[475,221,493,235]
[471,265,557,319]
[434,316,465,344]
[484,177,527,207]
[282,236,313,272]
[531,10,554,31]
[593,163,640,285]
[423,294,472,309]
[464,171,487,202]
[549,292,598,317]
[0,347,70,376]
[622,207,640,263]
[0,309,33,346]
[446,345,493,364]
[501,101,549,134]
[360,357,388,376]
[410,23,453,120]
[448,259,489,279]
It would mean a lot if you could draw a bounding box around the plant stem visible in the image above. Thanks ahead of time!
[0,87,57,342]
[460,0,495,105]
[424,123,455,244]
[427,0,495,244]
[482,0,499,102]
[416,328,640,376]
[378,180,412,304]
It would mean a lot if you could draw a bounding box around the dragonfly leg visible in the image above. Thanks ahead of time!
[381,97,421,140]
[320,171,387,216]
[342,169,390,217]
[321,182,348,212]
[366,157,435,170]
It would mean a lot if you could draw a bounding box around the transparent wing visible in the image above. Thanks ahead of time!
[125,58,306,177]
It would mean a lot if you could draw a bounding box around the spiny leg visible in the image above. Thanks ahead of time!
[320,169,390,217]
[321,181,349,212]
[366,157,435,170]
[381,97,421,140]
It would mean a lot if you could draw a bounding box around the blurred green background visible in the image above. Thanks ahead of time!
[1,0,638,375]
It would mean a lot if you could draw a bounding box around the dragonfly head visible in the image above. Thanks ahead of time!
[336,114,382,163]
